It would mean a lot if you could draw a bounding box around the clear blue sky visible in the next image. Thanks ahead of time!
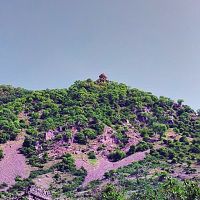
[0,1,199,110]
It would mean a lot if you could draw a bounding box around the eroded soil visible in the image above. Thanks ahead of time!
[0,133,31,187]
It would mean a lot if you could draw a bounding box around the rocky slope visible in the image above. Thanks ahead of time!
[0,74,199,199]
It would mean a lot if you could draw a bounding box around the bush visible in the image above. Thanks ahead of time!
[189,145,200,154]
[116,131,129,145]
[127,145,136,155]
[104,170,116,179]
[26,128,38,136]
[158,171,168,181]
[55,134,62,141]
[93,123,104,134]
[135,141,151,152]
[171,158,177,163]
[88,151,96,159]
[56,154,76,172]
[0,149,3,160]
[75,132,87,144]
[108,149,125,162]
[158,148,169,158]
[28,155,43,167]
[63,130,72,142]
[130,178,200,199]
[150,149,159,157]
[83,128,97,140]
[179,136,189,144]
[99,184,125,200]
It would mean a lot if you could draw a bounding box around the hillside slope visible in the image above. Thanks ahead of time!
[0,74,199,199]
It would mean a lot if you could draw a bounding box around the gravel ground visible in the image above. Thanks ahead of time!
[75,150,149,186]
[0,135,30,187]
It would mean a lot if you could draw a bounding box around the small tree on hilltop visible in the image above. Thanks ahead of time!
[177,99,184,106]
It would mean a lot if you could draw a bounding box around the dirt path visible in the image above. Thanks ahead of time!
[75,150,149,186]
[0,133,31,187]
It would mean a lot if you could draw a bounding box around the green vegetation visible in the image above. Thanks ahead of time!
[96,178,200,200]
[152,122,167,139]
[0,77,199,199]
[108,149,126,162]
[135,141,152,152]
[98,184,125,200]
[56,153,76,172]
[88,151,96,159]
[1,79,199,153]
[130,178,200,200]
[0,85,29,105]
[0,149,3,160]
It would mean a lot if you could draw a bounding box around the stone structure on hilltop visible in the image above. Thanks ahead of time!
[97,73,108,83]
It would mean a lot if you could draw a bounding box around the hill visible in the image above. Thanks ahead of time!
[0,74,199,199]
[0,85,30,105]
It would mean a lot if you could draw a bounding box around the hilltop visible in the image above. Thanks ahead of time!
[0,74,199,199]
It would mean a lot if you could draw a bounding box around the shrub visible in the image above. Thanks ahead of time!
[99,184,125,200]
[0,149,3,160]
[56,154,76,172]
[127,145,136,155]
[75,132,87,144]
[108,149,125,162]
[88,151,96,159]
[189,145,200,154]
[63,130,72,141]
[158,148,169,158]
[135,141,151,152]
[158,172,168,181]
[55,134,62,141]
[179,136,189,144]
[171,158,177,163]
[83,128,97,140]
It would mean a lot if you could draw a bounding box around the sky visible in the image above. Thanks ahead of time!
[0,1,199,110]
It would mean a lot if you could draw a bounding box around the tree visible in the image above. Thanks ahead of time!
[63,130,72,142]
[92,123,104,134]
[23,137,34,148]
[179,136,189,144]
[83,128,97,139]
[0,149,3,160]
[127,145,136,155]
[42,118,55,131]
[42,152,49,163]
[177,99,184,106]
[130,177,200,200]
[108,149,125,162]
[26,128,38,136]
[88,151,96,159]
[197,109,200,116]
[57,153,75,172]
[100,184,125,200]
[135,141,151,152]
[152,123,167,139]
[75,132,87,144]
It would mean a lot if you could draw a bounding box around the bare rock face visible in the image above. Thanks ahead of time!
[26,185,52,200]
[0,135,31,188]
[45,130,55,141]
